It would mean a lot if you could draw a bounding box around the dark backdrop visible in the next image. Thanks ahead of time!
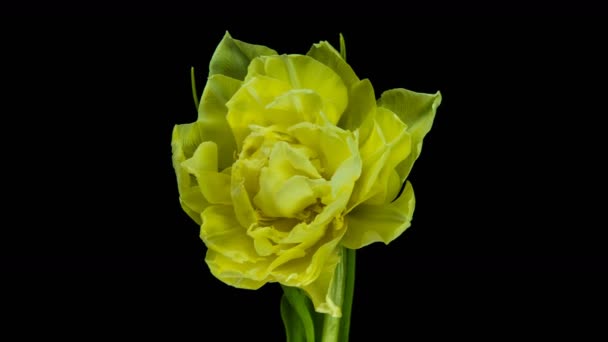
[2,16,606,339]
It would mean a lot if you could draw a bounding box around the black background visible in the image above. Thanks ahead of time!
[2,15,607,339]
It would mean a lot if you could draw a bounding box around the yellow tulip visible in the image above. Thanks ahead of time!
[172,32,441,318]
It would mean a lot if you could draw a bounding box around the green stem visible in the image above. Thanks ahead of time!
[190,66,199,110]
[321,247,356,342]
[339,248,355,342]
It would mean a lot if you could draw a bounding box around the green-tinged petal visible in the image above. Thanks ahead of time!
[231,159,259,229]
[208,31,277,80]
[377,89,442,182]
[306,40,359,88]
[337,79,376,142]
[181,141,232,205]
[342,181,416,249]
[197,74,242,170]
[246,55,348,124]
[205,249,269,289]
[172,122,210,223]
[200,205,261,264]
[178,185,207,226]
[275,219,344,283]
[348,106,412,209]
[300,246,342,317]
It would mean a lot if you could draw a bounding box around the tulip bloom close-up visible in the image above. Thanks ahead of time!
[172,32,441,340]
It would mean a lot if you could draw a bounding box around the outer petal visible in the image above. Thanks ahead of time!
[197,74,242,170]
[200,205,261,264]
[342,181,415,249]
[206,250,269,290]
[337,78,376,142]
[300,245,343,317]
[347,106,412,209]
[306,40,359,89]
[208,31,278,80]
[171,122,209,224]
[377,89,442,182]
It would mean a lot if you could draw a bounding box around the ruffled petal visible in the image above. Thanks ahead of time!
[306,40,359,88]
[208,31,278,80]
[200,205,260,263]
[341,181,415,249]
[348,106,412,208]
[181,141,232,205]
[171,122,210,223]
[377,89,442,182]
[246,54,348,124]
[226,76,292,148]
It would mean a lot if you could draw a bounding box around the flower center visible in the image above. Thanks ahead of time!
[237,125,331,221]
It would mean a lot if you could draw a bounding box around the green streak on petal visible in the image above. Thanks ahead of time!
[197,74,242,170]
[307,41,359,89]
[300,248,342,318]
[377,89,442,182]
[209,31,277,80]
[171,123,210,224]
[341,181,416,249]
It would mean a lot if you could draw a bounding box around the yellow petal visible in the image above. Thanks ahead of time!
[253,141,329,218]
[377,89,441,182]
[342,181,416,249]
[230,159,259,229]
[206,250,269,290]
[200,205,260,263]
[306,40,359,88]
[247,54,348,124]
[300,245,343,317]
[226,76,291,148]
[171,122,210,223]
[348,107,412,208]
[181,141,232,205]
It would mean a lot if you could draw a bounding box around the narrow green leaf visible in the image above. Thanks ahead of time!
[190,66,199,110]
[281,285,317,342]
[339,33,346,61]
[281,294,307,342]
